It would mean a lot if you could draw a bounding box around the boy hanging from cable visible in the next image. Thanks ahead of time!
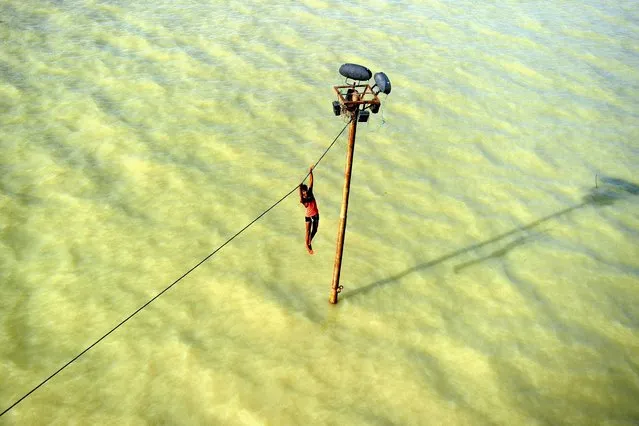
[299,165,320,255]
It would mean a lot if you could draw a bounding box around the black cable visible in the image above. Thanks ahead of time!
[0,118,351,418]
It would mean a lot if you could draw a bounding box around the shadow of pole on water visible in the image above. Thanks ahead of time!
[343,176,639,301]
[452,234,536,273]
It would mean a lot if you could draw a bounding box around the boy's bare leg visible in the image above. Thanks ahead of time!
[310,218,318,242]
[305,221,314,254]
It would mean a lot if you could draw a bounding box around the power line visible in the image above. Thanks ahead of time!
[0,119,351,418]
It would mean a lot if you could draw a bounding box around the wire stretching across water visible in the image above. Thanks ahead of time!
[0,118,352,418]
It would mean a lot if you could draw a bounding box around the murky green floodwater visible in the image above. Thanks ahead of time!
[1,1,638,424]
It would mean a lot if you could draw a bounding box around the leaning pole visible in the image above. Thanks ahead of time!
[328,63,391,304]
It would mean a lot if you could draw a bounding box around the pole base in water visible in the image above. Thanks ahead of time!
[329,285,343,304]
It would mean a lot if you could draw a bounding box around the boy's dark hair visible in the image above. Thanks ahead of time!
[299,184,310,204]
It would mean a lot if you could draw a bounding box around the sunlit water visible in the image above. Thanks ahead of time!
[1,0,638,424]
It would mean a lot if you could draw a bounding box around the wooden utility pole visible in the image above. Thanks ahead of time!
[329,108,359,304]
[329,63,390,304]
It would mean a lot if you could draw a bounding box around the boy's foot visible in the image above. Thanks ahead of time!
[306,243,314,255]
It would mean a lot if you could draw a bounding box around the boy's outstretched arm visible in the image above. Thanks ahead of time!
[308,165,314,190]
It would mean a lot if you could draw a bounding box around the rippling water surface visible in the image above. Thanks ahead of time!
[1,1,638,424]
